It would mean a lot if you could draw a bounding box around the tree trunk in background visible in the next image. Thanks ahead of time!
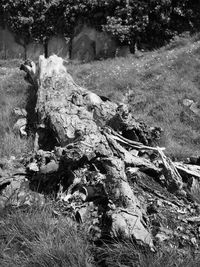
[44,38,48,58]
[24,44,27,60]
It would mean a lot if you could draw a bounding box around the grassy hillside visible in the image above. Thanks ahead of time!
[0,59,33,158]
[69,34,200,160]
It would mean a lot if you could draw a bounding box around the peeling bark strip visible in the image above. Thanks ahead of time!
[20,55,186,248]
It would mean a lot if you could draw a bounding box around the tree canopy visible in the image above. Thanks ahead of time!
[0,0,199,55]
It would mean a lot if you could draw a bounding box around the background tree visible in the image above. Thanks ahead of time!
[1,0,63,58]
[0,0,199,58]
[145,0,173,48]
[1,0,34,59]
[31,0,65,58]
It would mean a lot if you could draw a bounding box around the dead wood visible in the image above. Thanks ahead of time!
[158,148,183,192]
[15,54,200,251]
[175,162,200,180]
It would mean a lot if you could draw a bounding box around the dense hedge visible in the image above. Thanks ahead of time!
[0,0,199,55]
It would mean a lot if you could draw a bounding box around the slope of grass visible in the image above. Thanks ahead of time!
[0,59,34,158]
[68,34,200,159]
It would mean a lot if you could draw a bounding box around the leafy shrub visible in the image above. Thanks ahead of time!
[165,32,191,50]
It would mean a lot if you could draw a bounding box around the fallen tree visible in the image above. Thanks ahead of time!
[2,55,200,256]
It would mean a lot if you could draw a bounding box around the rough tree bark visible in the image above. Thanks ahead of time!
[19,55,189,249]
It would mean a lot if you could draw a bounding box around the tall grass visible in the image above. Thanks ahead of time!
[0,205,90,267]
[0,60,34,158]
[94,240,200,267]
[1,206,200,267]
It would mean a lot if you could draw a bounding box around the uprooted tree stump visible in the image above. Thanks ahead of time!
[13,54,200,250]
[22,55,158,247]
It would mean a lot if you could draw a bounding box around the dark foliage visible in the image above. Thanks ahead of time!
[0,0,199,53]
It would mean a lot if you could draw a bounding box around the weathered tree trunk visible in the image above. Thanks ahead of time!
[20,55,190,249]
[20,55,156,247]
